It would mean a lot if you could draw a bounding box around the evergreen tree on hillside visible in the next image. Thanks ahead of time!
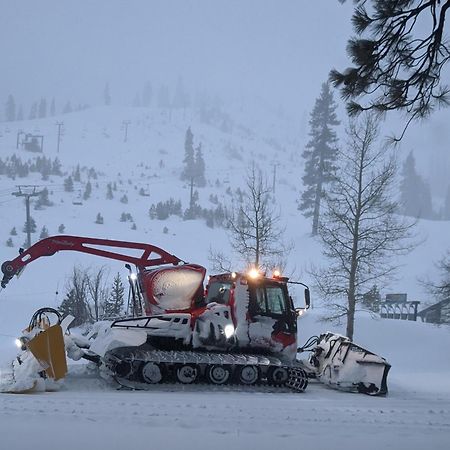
[29,101,37,120]
[103,273,124,318]
[10,227,17,236]
[157,85,170,109]
[62,101,72,114]
[23,217,37,234]
[194,143,206,187]
[83,181,92,200]
[58,224,66,233]
[181,127,196,181]
[443,186,450,221]
[299,83,339,235]
[399,151,433,219]
[17,105,23,121]
[106,183,113,199]
[6,238,14,247]
[52,158,62,176]
[142,81,152,107]
[39,226,49,239]
[104,83,111,106]
[38,98,47,118]
[64,176,74,192]
[5,94,16,121]
[73,164,81,182]
[50,98,56,116]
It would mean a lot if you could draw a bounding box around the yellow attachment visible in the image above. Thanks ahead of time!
[26,324,67,381]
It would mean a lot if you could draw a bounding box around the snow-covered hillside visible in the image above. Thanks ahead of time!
[1,106,450,450]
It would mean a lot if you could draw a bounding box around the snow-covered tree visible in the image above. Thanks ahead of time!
[142,81,152,107]
[104,83,111,105]
[50,98,56,116]
[64,176,74,192]
[38,98,47,118]
[23,217,37,234]
[10,227,17,236]
[194,143,206,187]
[83,181,92,200]
[181,127,196,181]
[6,238,14,247]
[106,183,113,199]
[29,101,37,120]
[58,224,66,233]
[73,164,81,182]
[299,83,339,235]
[95,213,104,224]
[39,226,49,239]
[103,273,124,318]
[399,151,434,219]
[5,94,16,121]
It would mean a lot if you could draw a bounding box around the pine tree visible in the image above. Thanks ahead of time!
[73,164,81,182]
[299,82,339,235]
[62,101,72,114]
[52,158,62,176]
[50,98,56,116]
[6,237,14,247]
[23,217,37,234]
[5,94,16,121]
[10,227,17,236]
[157,85,170,109]
[181,127,196,181]
[104,83,111,105]
[83,181,92,200]
[35,188,52,209]
[95,213,104,224]
[194,143,206,187]
[16,105,23,121]
[29,102,37,120]
[443,185,450,221]
[38,98,47,118]
[142,81,152,107]
[120,194,128,204]
[103,273,124,318]
[400,151,434,219]
[106,183,113,199]
[64,176,74,192]
[58,224,66,233]
[39,226,49,239]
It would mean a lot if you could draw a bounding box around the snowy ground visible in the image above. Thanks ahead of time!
[1,310,449,450]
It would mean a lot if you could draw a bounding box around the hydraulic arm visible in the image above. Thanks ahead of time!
[1,235,182,288]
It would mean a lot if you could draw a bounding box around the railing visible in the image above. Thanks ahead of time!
[379,301,420,321]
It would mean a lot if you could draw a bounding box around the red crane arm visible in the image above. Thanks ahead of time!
[1,235,183,288]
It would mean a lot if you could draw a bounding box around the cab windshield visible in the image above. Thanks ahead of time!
[206,281,232,305]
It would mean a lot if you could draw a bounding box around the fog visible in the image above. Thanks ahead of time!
[1,0,450,192]
[0,0,353,113]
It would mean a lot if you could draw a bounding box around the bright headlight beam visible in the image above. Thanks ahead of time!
[15,338,22,348]
[224,324,235,339]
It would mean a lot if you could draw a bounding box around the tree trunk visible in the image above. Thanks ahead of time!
[312,155,324,236]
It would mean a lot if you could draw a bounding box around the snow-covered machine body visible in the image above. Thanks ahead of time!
[1,235,390,395]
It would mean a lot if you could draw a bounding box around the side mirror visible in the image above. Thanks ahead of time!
[304,288,311,309]
[294,288,311,317]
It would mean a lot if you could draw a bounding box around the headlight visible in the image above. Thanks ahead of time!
[224,324,235,339]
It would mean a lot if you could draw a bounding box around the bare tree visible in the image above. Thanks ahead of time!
[333,1,450,139]
[59,267,91,326]
[86,266,109,321]
[227,166,289,270]
[312,113,416,340]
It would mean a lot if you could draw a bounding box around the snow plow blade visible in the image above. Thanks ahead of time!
[27,323,68,381]
[299,333,391,396]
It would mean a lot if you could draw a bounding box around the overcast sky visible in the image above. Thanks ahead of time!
[0,1,354,113]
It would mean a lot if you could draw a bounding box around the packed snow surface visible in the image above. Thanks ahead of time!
[0,310,449,450]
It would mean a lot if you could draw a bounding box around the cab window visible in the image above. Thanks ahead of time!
[253,285,287,316]
[206,282,231,305]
